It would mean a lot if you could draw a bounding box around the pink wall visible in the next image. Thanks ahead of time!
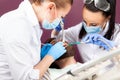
[0,0,120,62]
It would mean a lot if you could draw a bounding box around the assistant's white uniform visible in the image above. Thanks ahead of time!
[56,22,120,62]
[0,0,43,80]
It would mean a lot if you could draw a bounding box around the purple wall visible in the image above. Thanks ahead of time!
[0,0,22,15]
[0,0,120,62]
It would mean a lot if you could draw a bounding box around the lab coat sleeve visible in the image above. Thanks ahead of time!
[56,22,83,43]
[114,33,120,46]
[113,23,120,46]
[4,41,40,80]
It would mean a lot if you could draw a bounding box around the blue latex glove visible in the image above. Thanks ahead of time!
[82,33,115,51]
[41,43,53,59]
[47,42,66,60]
[55,18,64,32]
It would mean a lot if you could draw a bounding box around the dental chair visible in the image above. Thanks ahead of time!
[55,46,120,80]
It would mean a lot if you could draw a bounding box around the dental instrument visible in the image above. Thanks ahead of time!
[68,40,90,46]
[68,41,85,46]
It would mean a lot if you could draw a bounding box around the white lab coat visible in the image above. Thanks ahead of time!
[0,0,43,80]
[56,22,120,62]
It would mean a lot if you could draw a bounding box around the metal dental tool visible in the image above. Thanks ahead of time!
[68,41,85,46]
[68,40,90,46]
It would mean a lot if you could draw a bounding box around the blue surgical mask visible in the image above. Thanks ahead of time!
[42,18,61,29]
[83,22,102,33]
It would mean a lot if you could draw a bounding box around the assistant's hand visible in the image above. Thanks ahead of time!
[82,33,115,51]
[47,42,66,60]
[55,19,64,32]
[41,43,53,59]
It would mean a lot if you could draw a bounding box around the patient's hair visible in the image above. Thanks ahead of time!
[44,38,75,60]
[44,38,76,68]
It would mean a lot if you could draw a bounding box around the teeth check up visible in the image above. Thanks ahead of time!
[0,0,120,80]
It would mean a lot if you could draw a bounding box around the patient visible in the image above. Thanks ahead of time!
[42,38,82,80]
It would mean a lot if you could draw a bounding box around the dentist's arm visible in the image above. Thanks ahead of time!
[34,55,54,79]
[34,42,66,79]
[6,41,65,80]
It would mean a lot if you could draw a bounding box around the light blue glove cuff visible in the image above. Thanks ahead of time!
[82,33,115,51]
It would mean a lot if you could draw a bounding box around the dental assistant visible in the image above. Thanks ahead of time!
[52,0,120,62]
[0,0,73,80]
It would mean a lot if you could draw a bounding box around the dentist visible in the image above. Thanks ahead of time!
[0,0,73,80]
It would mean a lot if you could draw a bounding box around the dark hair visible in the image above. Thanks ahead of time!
[44,38,76,68]
[79,0,116,40]
[44,38,75,60]
[32,0,73,9]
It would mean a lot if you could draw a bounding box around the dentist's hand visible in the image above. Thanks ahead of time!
[41,43,53,59]
[55,19,64,32]
[47,42,66,60]
[82,33,115,51]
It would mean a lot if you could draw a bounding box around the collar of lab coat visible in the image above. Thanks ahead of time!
[19,0,39,27]
[100,21,109,36]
